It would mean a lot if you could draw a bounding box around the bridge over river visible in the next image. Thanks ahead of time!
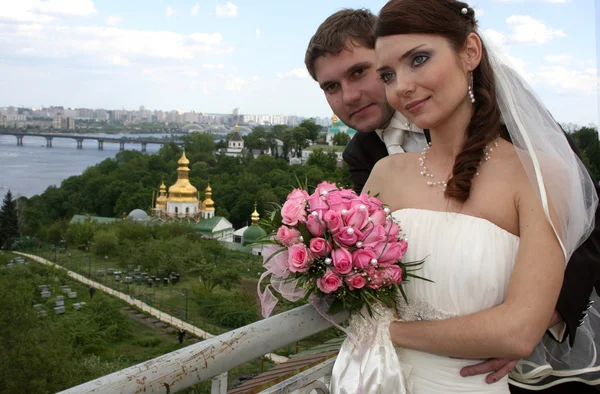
[0,130,184,152]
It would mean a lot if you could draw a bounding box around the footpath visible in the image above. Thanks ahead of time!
[15,251,288,364]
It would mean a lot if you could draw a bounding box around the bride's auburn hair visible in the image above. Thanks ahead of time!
[375,0,503,202]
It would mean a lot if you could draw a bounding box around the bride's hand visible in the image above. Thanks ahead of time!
[459,358,519,384]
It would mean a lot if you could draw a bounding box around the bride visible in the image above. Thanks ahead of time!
[329,0,598,393]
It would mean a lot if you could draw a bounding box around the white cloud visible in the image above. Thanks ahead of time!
[545,54,572,65]
[165,6,177,17]
[200,64,224,70]
[276,68,309,79]
[255,28,260,39]
[106,15,123,26]
[474,8,485,17]
[216,2,237,17]
[505,15,566,44]
[0,23,232,62]
[35,0,97,16]
[482,28,509,50]
[225,78,245,91]
[110,55,129,66]
[534,66,597,95]
[0,0,97,23]
[191,4,200,16]
[252,75,260,81]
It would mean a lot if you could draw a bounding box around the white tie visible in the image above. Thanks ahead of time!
[376,112,425,155]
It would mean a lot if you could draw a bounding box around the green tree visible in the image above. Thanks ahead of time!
[299,119,323,142]
[570,126,600,180]
[0,190,19,248]
[92,229,119,256]
[307,149,338,173]
[332,132,351,146]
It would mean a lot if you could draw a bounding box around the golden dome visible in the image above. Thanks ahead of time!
[178,151,190,167]
[201,184,215,211]
[156,179,168,208]
[251,203,260,224]
[332,114,338,124]
[168,152,198,203]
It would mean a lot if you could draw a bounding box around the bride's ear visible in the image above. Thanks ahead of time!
[461,33,483,72]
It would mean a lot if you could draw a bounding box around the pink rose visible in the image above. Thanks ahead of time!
[307,193,329,217]
[309,237,331,258]
[344,206,369,230]
[277,226,301,246]
[326,190,352,213]
[373,242,404,266]
[360,225,386,248]
[369,210,387,227]
[345,274,367,290]
[281,200,306,226]
[335,226,362,247]
[305,214,324,237]
[350,193,372,211]
[397,239,408,256]
[316,269,342,294]
[368,196,384,214]
[288,244,312,273]
[287,188,309,203]
[339,188,358,200]
[352,248,377,269]
[323,210,343,234]
[384,265,403,285]
[315,181,338,197]
[384,220,401,241]
[332,248,353,275]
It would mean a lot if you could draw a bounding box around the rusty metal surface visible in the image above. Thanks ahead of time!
[55,304,348,394]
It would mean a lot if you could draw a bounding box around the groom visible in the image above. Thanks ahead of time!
[305,8,600,394]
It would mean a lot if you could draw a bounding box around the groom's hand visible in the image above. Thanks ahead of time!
[460,358,519,384]
[460,309,563,383]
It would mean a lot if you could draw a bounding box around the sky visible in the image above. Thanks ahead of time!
[0,0,597,125]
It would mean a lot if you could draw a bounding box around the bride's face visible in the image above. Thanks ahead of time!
[375,33,472,130]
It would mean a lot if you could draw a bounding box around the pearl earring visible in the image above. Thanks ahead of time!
[467,72,475,104]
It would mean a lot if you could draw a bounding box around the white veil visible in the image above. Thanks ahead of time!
[479,31,600,389]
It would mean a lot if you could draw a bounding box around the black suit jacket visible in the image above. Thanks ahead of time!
[343,130,600,346]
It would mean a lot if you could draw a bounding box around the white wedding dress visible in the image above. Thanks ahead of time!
[330,208,520,394]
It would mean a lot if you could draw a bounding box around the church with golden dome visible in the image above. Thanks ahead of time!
[152,152,233,241]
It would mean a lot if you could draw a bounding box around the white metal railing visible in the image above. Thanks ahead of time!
[56,303,348,393]
[17,251,348,393]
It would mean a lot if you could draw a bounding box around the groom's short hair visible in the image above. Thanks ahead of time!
[305,8,377,81]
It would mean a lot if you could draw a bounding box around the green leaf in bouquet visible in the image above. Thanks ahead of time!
[328,298,346,315]
[398,284,408,304]
[293,173,309,191]
[405,273,435,283]
[402,258,427,267]
[297,222,314,245]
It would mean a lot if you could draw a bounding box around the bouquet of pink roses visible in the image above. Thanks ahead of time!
[257,181,427,318]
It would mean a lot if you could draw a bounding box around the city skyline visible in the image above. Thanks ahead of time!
[0,0,598,124]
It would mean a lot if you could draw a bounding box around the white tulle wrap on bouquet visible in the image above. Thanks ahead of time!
[329,304,408,394]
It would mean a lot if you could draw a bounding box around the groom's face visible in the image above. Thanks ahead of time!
[313,43,394,133]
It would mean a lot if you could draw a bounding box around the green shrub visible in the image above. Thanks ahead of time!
[93,230,119,256]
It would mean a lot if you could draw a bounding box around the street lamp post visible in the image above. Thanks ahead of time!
[181,289,188,320]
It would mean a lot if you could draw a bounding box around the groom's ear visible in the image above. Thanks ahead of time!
[461,32,483,72]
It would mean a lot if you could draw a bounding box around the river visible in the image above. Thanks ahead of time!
[0,133,180,201]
